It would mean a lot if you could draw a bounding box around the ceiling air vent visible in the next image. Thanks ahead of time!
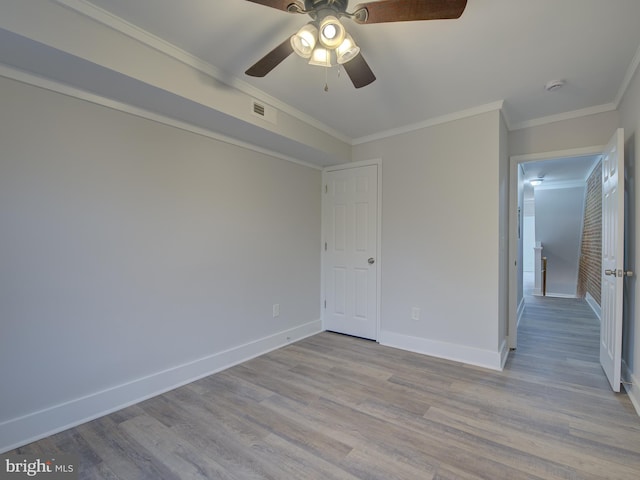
[253,102,265,117]
[251,99,277,124]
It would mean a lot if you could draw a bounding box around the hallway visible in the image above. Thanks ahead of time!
[511,294,608,389]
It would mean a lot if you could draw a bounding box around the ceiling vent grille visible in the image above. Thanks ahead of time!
[251,99,277,124]
[253,102,265,117]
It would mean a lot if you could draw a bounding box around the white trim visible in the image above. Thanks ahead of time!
[351,101,505,145]
[615,42,640,107]
[499,339,510,370]
[534,179,587,191]
[379,331,505,371]
[500,108,514,132]
[323,158,382,172]
[585,292,601,321]
[321,159,382,341]
[39,1,640,142]
[511,145,606,164]
[508,144,606,352]
[52,0,350,144]
[509,103,617,131]
[0,63,322,171]
[622,360,640,417]
[0,320,322,454]
[543,292,579,299]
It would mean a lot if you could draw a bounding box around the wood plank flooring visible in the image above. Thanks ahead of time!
[11,296,640,479]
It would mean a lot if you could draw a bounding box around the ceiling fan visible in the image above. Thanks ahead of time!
[244,0,468,88]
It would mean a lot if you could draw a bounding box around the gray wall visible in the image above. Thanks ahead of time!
[0,76,321,450]
[534,186,586,297]
[352,110,507,368]
[509,110,620,156]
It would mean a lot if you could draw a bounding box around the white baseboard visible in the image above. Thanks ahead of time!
[499,339,510,369]
[622,360,640,417]
[543,292,579,299]
[0,320,322,454]
[585,292,601,321]
[379,330,504,371]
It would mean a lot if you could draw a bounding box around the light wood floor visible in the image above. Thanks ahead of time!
[12,296,640,479]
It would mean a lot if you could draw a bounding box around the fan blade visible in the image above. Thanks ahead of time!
[244,0,303,13]
[352,0,467,24]
[342,53,376,89]
[245,37,294,77]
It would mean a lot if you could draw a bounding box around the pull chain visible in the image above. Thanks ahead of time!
[324,49,330,92]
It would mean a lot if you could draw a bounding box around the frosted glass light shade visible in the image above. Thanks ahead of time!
[291,24,318,58]
[308,46,332,67]
[318,16,345,48]
[336,34,360,64]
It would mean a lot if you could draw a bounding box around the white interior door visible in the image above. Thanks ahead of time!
[323,164,378,340]
[600,128,626,392]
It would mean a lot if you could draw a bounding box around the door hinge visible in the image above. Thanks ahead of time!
[325,242,327,251]
[324,184,328,194]
[324,300,326,309]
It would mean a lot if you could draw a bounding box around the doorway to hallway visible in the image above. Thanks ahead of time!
[513,294,607,388]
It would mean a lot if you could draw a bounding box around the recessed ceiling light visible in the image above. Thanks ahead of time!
[545,79,565,92]
[530,178,544,186]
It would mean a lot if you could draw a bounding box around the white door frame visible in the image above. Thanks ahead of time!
[321,159,382,341]
[508,145,605,349]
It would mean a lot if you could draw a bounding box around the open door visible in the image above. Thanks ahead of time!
[600,128,629,392]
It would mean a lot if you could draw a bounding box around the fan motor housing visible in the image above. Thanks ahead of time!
[304,0,349,13]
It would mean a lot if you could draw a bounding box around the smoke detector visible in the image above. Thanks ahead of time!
[545,79,565,92]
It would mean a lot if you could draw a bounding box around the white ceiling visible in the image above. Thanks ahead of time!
[521,155,600,189]
[78,0,640,141]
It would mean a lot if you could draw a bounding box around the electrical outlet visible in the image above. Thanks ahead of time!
[273,304,280,318]
[411,307,420,321]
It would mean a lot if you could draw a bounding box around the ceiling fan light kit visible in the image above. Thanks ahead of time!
[318,15,346,47]
[336,33,360,64]
[308,46,333,67]
[245,0,468,88]
[291,23,318,58]
[291,16,356,67]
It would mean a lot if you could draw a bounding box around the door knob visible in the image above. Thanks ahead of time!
[368,257,375,265]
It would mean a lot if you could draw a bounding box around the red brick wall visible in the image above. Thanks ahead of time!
[577,161,601,304]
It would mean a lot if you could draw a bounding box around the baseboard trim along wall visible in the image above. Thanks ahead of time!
[379,330,505,371]
[0,320,322,454]
[622,360,640,417]
[542,292,579,299]
[585,292,602,321]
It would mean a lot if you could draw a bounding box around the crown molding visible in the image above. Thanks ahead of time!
[52,0,351,144]
[615,40,640,107]
[351,100,505,145]
[508,103,617,131]
[0,63,323,170]
[511,145,605,164]
[534,180,587,191]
